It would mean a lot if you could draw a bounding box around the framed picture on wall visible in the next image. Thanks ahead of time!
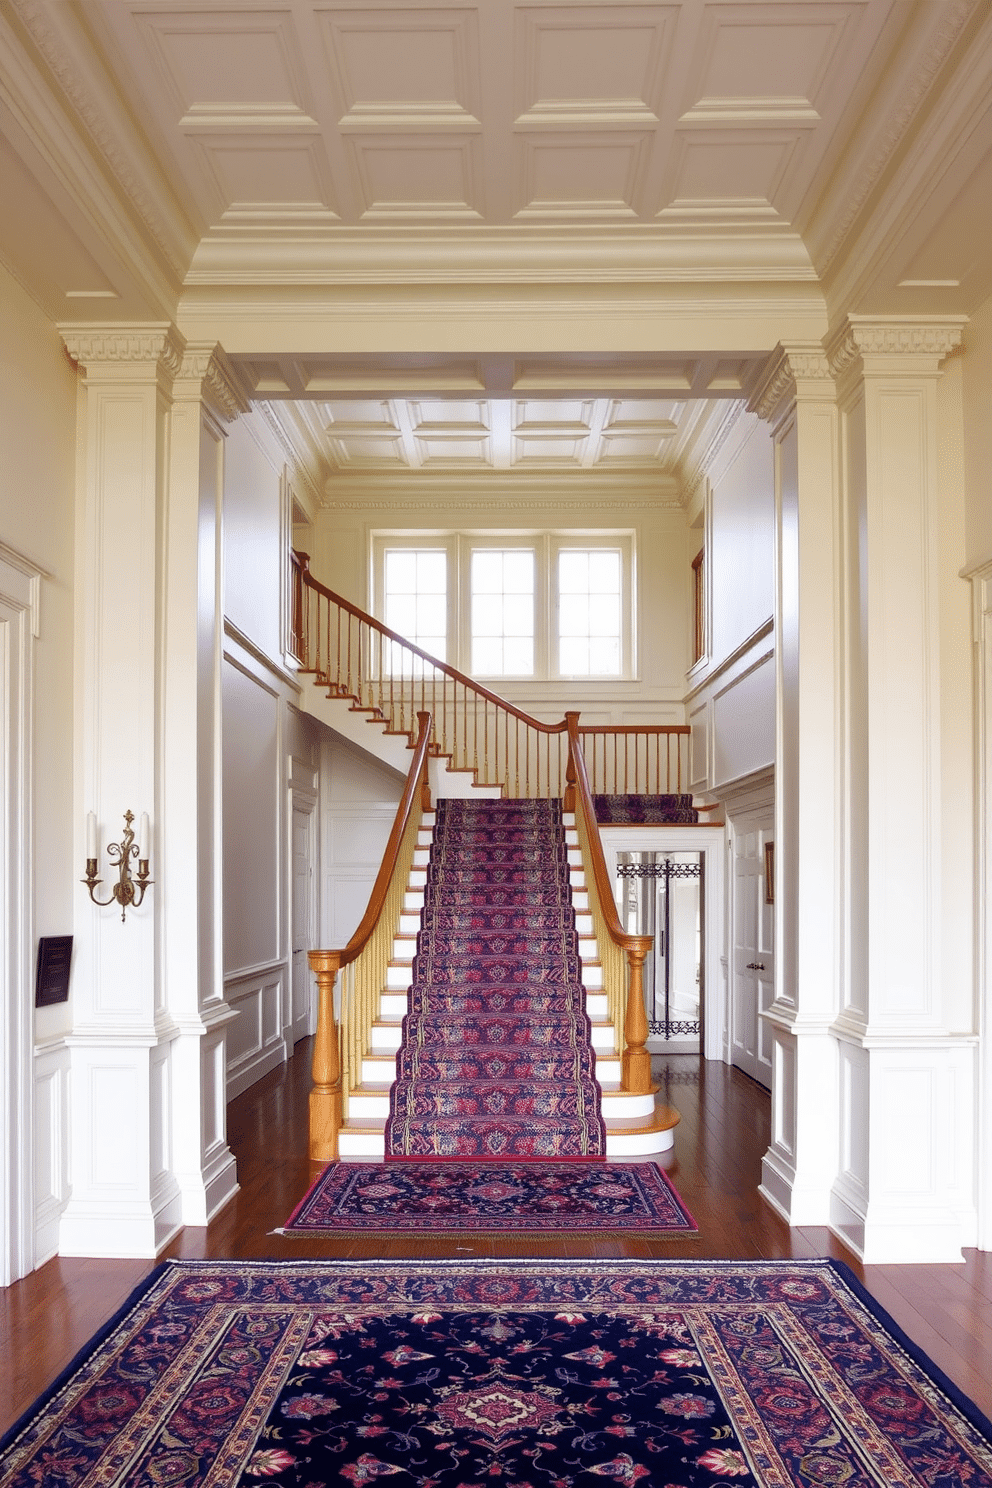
[764,842,774,904]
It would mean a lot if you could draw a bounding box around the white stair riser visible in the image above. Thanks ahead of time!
[371,1024,403,1051]
[606,1127,676,1157]
[600,1091,656,1119]
[349,1094,391,1119]
[362,1057,397,1084]
[338,1131,386,1159]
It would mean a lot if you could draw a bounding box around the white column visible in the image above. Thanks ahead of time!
[749,346,843,1226]
[58,326,182,1256]
[827,315,974,1262]
[164,345,247,1224]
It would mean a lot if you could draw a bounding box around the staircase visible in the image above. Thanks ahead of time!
[338,802,679,1160]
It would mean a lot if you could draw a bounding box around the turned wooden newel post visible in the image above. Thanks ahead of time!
[308,949,343,1161]
[563,711,580,812]
[622,936,653,1094]
[417,712,432,811]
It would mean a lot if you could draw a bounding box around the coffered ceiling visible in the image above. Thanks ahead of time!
[2,0,991,494]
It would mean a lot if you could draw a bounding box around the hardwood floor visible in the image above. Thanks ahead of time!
[3,1042,991,1440]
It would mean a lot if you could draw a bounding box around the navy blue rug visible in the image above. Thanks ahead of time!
[283,1160,697,1232]
[3,1258,992,1487]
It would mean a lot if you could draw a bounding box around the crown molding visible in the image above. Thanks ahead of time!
[748,344,834,424]
[826,315,967,379]
[176,343,252,424]
[6,0,193,288]
[816,0,978,275]
[320,495,685,513]
[59,322,185,379]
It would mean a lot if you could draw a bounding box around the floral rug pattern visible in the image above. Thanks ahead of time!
[385,798,606,1159]
[3,1259,992,1488]
[282,1160,697,1233]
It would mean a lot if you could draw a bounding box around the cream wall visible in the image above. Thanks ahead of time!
[0,264,77,1041]
[223,414,286,662]
[707,413,775,670]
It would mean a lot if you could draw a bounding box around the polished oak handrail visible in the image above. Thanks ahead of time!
[307,711,433,1160]
[565,711,653,1094]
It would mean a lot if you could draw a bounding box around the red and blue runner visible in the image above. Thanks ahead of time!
[384,797,606,1159]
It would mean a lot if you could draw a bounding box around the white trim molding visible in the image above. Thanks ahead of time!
[0,543,43,1283]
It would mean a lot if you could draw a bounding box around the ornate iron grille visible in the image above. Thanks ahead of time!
[617,859,702,1039]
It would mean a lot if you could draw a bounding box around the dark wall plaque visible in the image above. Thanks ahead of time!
[35,936,73,1007]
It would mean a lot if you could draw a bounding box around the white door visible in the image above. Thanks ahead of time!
[291,802,314,1044]
[730,818,774,1088]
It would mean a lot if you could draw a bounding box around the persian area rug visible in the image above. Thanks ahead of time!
[384,796,606,1160]
[4,1259,992,1488]
[593,792,699,824]
[281,1160,697,1233]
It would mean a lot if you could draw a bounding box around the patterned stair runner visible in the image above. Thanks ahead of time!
[385,797,606,1159]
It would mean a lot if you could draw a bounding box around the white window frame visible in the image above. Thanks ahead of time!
[371,530,635,681]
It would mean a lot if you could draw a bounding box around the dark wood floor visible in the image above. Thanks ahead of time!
[3,1042,992,1440]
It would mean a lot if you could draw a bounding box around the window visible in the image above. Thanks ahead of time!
[471,549,535,676]
[558,549,621,676]
[374,532,634,680]
[691,547,705,665]
[383,548,447,662]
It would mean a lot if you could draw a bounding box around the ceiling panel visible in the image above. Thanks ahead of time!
[514,4,676,124]
[320,7,482,127]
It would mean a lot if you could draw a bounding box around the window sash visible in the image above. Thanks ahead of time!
[373,532,633,681]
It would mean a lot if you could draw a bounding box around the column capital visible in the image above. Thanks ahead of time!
[58,323,185,385]
[748,342,834,427]
[826,315,966,382]
[174,342,252,424]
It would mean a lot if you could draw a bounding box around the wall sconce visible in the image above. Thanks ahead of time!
[83,810,153,922]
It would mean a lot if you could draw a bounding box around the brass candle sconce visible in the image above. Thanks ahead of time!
[82,810,153,922]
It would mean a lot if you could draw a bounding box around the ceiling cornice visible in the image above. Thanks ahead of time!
[815,0,978,275]
[7,0,195,286]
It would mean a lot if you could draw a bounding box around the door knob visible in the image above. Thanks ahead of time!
[746,961,765,971]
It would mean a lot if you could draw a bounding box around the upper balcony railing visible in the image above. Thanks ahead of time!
[290,551,691,800]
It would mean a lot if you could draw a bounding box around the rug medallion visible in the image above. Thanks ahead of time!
[3,1258,991,1487]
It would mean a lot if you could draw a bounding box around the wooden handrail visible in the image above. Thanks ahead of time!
[307,711,433,1160]
[296,553,567,740]
[565,712,653,1094]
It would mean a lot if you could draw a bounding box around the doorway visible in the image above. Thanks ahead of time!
[615,851,702,1053]
[729,813,775,1089]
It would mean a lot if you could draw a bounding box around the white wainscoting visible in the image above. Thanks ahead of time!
[223,961,289,1101]
[685,620,774,796]
[33,1040,70,1266]
[829,1033,978,1263]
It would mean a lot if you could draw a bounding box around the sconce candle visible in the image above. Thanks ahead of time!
[82,809,154,922]
[139,813,150,859]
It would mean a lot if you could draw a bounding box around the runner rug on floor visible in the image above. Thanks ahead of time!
[385,796,606,1160]
[4,1258,992,1488]
[281,1160,697,1232]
